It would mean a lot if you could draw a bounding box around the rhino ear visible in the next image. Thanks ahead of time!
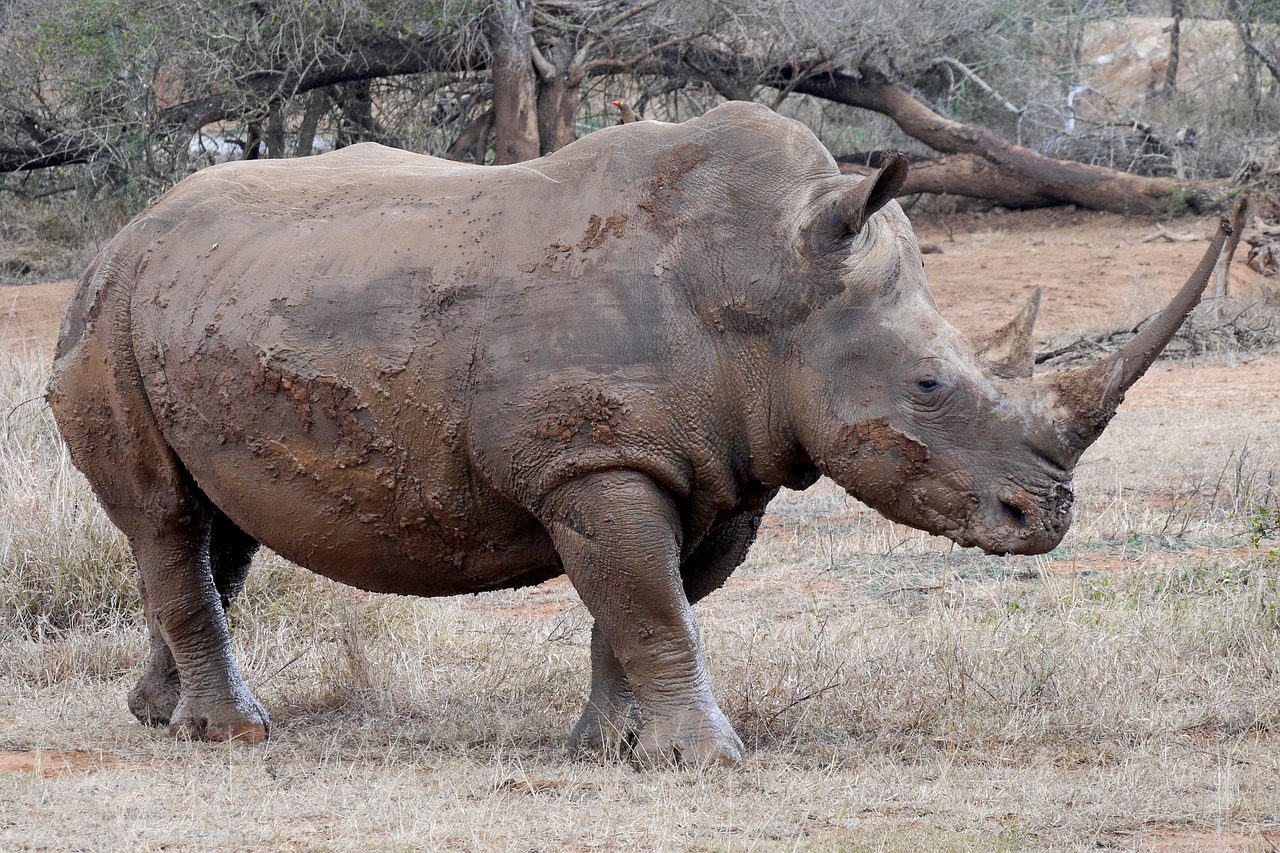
[805,154,909,254]
[846,153,909,234]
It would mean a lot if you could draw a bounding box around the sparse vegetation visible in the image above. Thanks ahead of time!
[2,326,1277,848]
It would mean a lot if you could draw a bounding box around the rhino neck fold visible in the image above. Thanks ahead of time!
[713,343,815,493]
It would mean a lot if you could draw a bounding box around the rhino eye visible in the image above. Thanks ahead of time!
[916,378,939,392]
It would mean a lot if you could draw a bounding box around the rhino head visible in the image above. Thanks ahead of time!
[780,156,1227,556]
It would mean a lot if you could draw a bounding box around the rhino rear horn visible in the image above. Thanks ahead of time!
[974,288,1041,380]
[807,154,909,253]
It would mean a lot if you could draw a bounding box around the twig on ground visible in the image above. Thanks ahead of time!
[1171,738,1280,774]
[1142,223,1204,243]
[255,649,308,686]
[3,396,43,441]
[884,583,944,595]
[765,677,844,727]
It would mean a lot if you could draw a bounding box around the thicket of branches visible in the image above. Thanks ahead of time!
[1,0,1277,277]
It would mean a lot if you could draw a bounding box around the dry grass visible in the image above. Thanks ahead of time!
[1,342,1278,852]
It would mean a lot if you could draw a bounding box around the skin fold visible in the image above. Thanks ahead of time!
[46,101,1225,766]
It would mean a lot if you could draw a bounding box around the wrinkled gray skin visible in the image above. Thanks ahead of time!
[47,102,1226,767]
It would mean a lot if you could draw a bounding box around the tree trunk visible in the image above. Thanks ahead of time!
[536,77,578,154]
[333,80,375,148]
[242,123,262,160]
[1165,0,1184,98]
[294,90,327,157]
[789,69,1219,215]
[265,105,286,158]
[485,0,540,164]
[446,108,494,163]
[534,37,578,155]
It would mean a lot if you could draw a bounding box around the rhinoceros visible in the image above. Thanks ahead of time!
[47,101,1226,767]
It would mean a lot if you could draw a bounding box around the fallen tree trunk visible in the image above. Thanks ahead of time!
[787,67,1223,215]
[838,153,1059,209]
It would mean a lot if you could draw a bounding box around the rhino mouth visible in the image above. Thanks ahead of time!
[888,477,1072,556]
[962,481,1074,556]
[908,491,978,545]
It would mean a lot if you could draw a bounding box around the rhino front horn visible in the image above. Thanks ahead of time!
[1043,219,1231,450]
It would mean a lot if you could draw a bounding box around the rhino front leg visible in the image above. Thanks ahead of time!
[542,471,744,768]
[569,508,770,757]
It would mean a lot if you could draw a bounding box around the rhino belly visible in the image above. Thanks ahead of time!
[155,369,561,595]
[128,269,561,597]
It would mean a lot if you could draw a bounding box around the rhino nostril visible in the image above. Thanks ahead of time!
[999,498,1028,527]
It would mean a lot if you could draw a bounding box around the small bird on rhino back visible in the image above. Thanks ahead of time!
[611,99,640,124]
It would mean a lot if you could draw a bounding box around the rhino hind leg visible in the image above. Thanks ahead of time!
[128,604,181,726]
[127,504,268,743]
[48,261,267,743]
[128,510,260,727]
[210,512,261,610]
[569,510,767,758]
[568,623,642,758]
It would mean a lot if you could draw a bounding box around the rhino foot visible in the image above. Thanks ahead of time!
[128,673,180,727]
[633,706,745,769]
[169,688,269,744]
[128,633,181,726]
[569,698,642,759]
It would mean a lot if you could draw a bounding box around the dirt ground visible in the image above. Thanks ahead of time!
[2,210,1277,852]
[0,278,73,350]
[916,209,1271,341]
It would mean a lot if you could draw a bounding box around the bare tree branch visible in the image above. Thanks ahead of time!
[928,56,1021,113]
[1232,6,1280,86]
[575,35,697,82]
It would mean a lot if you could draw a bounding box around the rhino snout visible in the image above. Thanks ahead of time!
[969,481,1073,556]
